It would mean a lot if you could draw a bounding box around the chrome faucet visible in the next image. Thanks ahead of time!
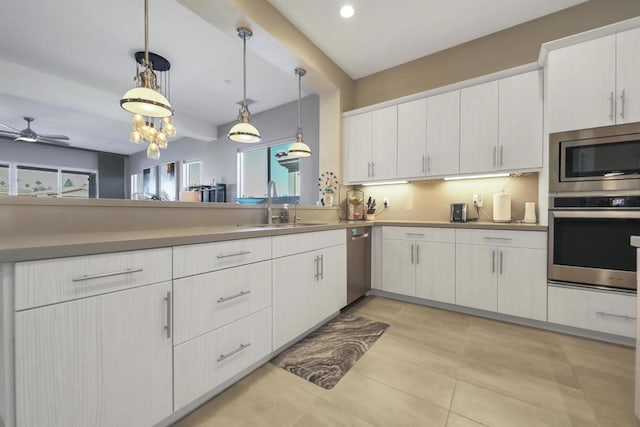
[266,180,278,224]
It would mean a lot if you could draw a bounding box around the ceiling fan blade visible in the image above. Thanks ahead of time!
[0,123,21,132]
[0,130,20,137]
[37,138,71,147]
[38,133,70,141]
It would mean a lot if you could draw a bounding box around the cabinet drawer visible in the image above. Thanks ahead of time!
[15,247,172,310]
[272,229,345,258]
[455,229,546,249]
[173,308,272,409]
[173,261,272,345]
[173,237,271,278]
[382,226,455,243]
[548,285,636,338]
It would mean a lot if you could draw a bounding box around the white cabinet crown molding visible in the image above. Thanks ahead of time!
[538,15,640,66]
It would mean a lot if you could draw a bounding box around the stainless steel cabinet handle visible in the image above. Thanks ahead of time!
[371,162,375,177]
[596,311,636,320]
[217,251,251,259]
[492,250,495,273]
[422,155,425,173]
[314,256,319,281]
[427,155,430,174]
[367,162,371,177]
[620,90,626,119]
[72,268,143,282]
[493,146,496,168]
[217,290,251,303]
[499,250,503,274]
[164,291,171,339]
[499,146,503,168]
[351,233,370,240]
[483,237,512,241]
[416,244,420,264]
[320,254,324,280]
[410,244,414,264]
[609,91,614,121]
[405,233,425,237]
[217,343,251,362]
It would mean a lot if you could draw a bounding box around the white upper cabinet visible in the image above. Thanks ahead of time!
[460,80,499,174]
[616,27,640,125]
[548,27,640,132]
[343,105,397,184]
[426,90,460,177]
[498,70,543,170]
[460,71,543,174]
[397,98,427,178]
[343,112,372,183]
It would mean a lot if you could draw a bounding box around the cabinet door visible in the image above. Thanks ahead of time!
[547,35,616,132]
[460,81,499,174]
[397,99,427,178]
[314,244,347,322]
[273,252,313,349]
[455,244,497,311]
[371,105,398,180]
[616,27,640,125]
[343,112,372,183]
[15,281,173,427]
[497,247,547,321]
[498,70,543,170]
[381,239,415,296]
[427,90,460,176]
[415,242,455,304]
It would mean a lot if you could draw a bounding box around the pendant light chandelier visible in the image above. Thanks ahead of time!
[287,68,312,158]
[228,27,261,143]
[120,0,176,160]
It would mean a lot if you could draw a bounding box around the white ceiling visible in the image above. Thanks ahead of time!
[0,0,590,156]
[267,0,589,79]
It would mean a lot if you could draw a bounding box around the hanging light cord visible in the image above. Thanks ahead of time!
[242,32,247,109]
[144,0,149,69]
[297,71,302,132]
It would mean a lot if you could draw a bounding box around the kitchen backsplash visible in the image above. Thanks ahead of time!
[358,173,538,222]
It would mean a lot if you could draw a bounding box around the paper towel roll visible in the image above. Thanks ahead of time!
[493,193,511,223]
[523,202,537,224]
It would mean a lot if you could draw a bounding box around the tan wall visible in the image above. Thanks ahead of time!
[357,174,539,223]
[354,0,640,109]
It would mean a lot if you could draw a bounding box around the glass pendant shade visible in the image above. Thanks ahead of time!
[228,119,261,143]
[129,130,143,143]
[146,142,160,159]
[288,132,311,158]
[156,132,168,148]
[162,121,176,137]
[121,86,173,118]
[132,114,145,130]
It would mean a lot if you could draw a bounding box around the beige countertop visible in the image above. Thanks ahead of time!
[0,220,547,263]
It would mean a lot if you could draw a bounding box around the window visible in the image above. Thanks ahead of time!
[182,160,202,189]
[17,165,59,196]
[238,141,300,201]
[61,170,93,198]
[0,164,8,196]
[158,162,177,201]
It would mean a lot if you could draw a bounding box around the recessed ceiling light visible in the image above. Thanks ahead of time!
[340,5,354,18]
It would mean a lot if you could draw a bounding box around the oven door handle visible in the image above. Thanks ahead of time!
[550,210,640,219]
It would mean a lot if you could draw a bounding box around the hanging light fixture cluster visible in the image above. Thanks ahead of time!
[120,0,176,160]
[228,27,261,143]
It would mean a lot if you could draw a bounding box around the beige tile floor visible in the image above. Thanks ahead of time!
[175,296,638,427]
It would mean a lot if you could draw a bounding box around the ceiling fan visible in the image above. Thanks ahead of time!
[0,117,70,146]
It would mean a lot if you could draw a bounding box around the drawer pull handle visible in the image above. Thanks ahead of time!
[483,237,512,241]
[596,311,636,320]
[217,251,251,259]
[217,290,251,303]
[405,233,425,237]
[164,291,171,338]
[72,268,143,282]
[217,342,251,362]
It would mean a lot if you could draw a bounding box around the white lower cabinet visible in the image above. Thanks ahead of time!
[381,227,455,303]
[15,281,173,427]
[173,308,272,409]
[548,285,636,338]
[455,229,547,321]
[273,231,346,350]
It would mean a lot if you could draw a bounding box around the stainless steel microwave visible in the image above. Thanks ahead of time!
[549,122,640,193]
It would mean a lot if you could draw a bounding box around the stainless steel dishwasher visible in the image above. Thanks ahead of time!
[346,226,371,305]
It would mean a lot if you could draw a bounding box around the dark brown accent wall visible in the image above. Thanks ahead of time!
[353,0,640,109]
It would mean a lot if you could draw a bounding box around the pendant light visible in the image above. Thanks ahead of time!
[288,68,312,158]
[228,27,261,143]
[120,0,174,118]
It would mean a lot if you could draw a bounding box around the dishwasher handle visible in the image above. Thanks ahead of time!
[351,232,370,240]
